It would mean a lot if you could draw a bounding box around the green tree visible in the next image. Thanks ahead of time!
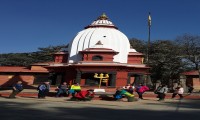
[0,53,34,66]
[149,40,183,85]
[176,34,200,81]
[129,38,146,54]
[176,34,200,70]
[30,45,67,63]
[0,44,68,66]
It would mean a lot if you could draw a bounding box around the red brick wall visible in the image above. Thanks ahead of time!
[54,54,68,63]
[80,79,85,86]
[54,55,63,63]
[116,71,128,87]
[0,74,34,87]
[83,53,114,62]
[0,75,12,85]
[193,78,200,89]
[128,56,142,64]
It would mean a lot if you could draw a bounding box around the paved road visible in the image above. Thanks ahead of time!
[0,97,200,120]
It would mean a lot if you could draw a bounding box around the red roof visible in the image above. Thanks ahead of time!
[0,66,48,73]
[182,70,199,76]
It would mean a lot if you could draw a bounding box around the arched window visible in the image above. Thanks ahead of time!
[92,55,103,61]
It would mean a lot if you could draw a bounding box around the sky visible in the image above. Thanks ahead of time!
[0,0,200,53]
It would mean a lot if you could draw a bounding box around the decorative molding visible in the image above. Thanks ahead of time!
[95,41,103,45]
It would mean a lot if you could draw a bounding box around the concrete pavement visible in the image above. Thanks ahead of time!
[0,96,200,120]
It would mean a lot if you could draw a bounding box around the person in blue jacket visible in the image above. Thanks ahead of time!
[9,81,23,98]
[37,82,50,99]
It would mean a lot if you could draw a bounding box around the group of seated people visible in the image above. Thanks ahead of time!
[37,81,150,101]
[37,82,81,99]
[114,83,149,101]
[55,82,94,100]
[55,82,82,97]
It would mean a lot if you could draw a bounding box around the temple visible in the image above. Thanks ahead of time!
[46,13,150,88]
[0,14,149,89]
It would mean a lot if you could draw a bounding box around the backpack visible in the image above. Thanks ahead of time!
[38,84,46,91]
[15,84,23,91]
[154,86,162,94]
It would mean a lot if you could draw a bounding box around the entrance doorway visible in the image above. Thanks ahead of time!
[82,73,111,87]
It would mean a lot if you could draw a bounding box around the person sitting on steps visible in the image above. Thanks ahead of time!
[69,83,81,97]
[56,82,69,97]
[123,83,134,94]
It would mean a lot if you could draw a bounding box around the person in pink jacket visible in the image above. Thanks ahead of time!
[172,85,184,100]
[136,83,149,100]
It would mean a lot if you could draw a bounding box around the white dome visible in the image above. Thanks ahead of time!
[68,13,131,63]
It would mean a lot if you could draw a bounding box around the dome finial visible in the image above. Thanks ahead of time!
[98,13,108,20]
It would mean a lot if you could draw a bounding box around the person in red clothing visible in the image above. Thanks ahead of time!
[136,83,149,100]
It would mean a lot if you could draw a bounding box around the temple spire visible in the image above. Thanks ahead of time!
[98,13,108,20]
[84,13,118,29]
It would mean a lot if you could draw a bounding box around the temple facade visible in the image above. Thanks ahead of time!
[46,13,150,88]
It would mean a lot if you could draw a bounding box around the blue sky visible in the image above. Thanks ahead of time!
[0,0,200,53]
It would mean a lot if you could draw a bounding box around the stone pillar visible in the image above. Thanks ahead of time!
[75,70,81,84]
[127,75,131,85]
[143,75,147,86]
[110,72,116,87]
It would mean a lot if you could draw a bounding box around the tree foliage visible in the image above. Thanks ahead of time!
[175,34,200,70]
[149,40,183,84]
[129,38,187,85]
[0,44,67,66]
[129,38,146,54]
[0,53,34,66]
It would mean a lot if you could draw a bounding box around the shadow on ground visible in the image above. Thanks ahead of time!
[0,98,200,120]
